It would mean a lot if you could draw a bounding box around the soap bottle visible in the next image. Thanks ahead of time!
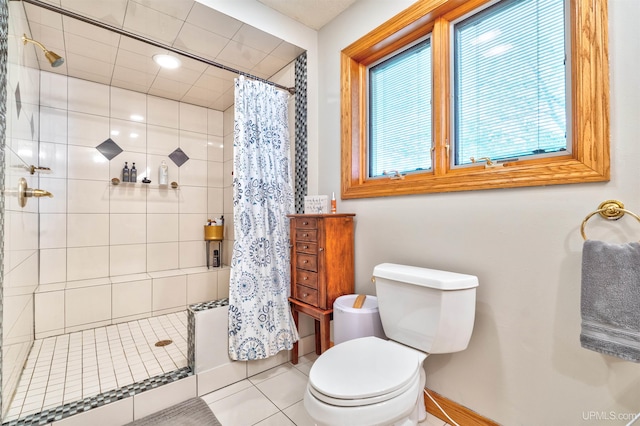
[130,162,137,183]
[159,160,168,185]
[331,192,337,213]
[122,162,130,183]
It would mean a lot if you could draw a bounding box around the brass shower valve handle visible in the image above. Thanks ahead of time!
[5,178,54,208]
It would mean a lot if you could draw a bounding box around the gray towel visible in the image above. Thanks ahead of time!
[581,240,640,362]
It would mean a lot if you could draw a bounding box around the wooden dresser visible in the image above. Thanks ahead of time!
[287,213,355,363]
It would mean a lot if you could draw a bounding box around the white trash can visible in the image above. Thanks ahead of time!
[333,294,386,345]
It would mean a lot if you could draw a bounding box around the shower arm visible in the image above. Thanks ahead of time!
[21,34,47,52]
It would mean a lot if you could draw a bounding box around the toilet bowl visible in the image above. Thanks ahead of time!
[303,263,479,426]
[304,336,427,426]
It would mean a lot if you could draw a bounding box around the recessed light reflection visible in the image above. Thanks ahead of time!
[111,130,120,136]
[130,114,144,122]
[130,133,139,138]
[153,54,181,69]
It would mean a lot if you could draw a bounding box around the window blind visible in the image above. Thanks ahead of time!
[369,39,432,178]
[454,0,567,166]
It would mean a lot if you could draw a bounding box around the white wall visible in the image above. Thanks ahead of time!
[317,0,640,424]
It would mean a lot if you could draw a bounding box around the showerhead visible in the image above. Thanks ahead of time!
[22,34,65,67]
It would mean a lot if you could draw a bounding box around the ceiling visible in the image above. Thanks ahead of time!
[19,0,313,111]
[257,0,358,30]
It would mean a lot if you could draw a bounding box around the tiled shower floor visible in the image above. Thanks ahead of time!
[5,311,188,422]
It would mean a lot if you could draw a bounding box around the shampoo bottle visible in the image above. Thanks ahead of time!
[130,162,137,183]
[122,162,130,182]
[159,160,168,185]
[331,192,337,213]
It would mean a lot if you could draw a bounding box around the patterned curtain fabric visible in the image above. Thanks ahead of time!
[228,76,299,361]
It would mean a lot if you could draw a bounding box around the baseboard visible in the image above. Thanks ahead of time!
[423,388,499,426]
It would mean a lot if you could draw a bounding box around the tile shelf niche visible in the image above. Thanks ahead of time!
[110,179,180,189]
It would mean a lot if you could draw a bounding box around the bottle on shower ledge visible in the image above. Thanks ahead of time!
[122,162,130,183]
[130,162,137,183]
[159,160,168,185]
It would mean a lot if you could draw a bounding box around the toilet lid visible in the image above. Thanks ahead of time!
[308,336,422,403]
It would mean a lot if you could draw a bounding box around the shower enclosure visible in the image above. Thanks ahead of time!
[1,0,304,423]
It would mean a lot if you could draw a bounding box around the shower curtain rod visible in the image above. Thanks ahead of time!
[15,0,297,95]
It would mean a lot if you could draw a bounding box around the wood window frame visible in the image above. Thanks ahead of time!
[340,0,609,199]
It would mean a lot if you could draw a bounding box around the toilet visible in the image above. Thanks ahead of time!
[303,263,478,426]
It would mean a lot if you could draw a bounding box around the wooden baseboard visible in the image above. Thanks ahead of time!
[424,388,499,426]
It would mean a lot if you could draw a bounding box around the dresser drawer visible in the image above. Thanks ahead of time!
[295,217,318,229]
[297,242,318,254]
[296,254,317,272]
[296,285,318,306]
[295,229,317,242]
[296,269,318,289]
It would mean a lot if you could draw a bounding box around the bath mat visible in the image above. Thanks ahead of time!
[125,397,221,426]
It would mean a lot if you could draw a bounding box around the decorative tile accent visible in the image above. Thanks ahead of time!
[169,148,189,167]
[0,0,7,417]
[95,138,123,160]
[29,115,34,140]
[187,309,195,371]
[14,82,20,118]
[0,368,193,426]
[294,52,308,214]
[188,297,229,313]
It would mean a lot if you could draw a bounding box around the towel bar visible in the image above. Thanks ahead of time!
[581,200,640,240]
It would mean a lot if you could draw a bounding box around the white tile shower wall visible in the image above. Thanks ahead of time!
[35,268,231,338]
[37,71,227,334]
[4,1,42,416]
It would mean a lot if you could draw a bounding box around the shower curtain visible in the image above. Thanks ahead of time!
[228,76,299,361]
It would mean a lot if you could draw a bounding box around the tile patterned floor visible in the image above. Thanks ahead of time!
[5,312,188,422]
[6,309,452,426]
[201,352,452,426]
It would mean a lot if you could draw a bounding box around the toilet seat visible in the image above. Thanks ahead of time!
[308,336,423,407]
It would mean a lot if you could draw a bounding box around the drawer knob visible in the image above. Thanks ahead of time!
[303,221,309,225]
[303,245,308,249]
[303,260,308,264]
[303,276,308,280]
[319,247,324,251]
[303,293,308,297]
[303,233,308,237]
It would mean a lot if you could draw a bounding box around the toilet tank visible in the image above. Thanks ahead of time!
[373,263,478,354]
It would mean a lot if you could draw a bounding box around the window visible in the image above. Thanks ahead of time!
[341,0,609,199]
[369,38,432,177]
[453,0,567,166]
